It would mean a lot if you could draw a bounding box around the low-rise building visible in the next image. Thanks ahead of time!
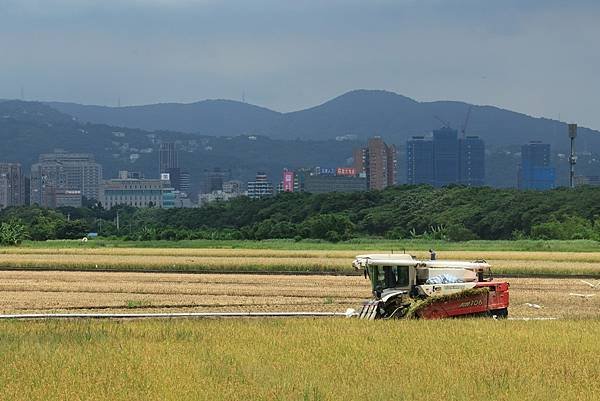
[247,172,274,199]
[575,176,600,187]
[222,180,243,195]
[199,180,244,205]
[101,172,173,209]
[304,175,367,194]
[199,190,239,205]
[277,167,366,194]
[54,190,83,208]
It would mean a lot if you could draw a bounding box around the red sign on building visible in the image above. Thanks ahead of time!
[283,171,295,192]
[336,167,356,177]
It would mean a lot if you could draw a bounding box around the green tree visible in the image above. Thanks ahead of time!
[300,214,354,241]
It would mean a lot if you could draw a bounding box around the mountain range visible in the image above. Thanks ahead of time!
[47,90,600,151]
[0,100,358,192]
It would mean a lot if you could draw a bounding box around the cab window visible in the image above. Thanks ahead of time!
[385,265,409,288]
[369,265,410,291]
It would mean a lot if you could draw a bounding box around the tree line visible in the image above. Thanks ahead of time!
[2,185,600,244]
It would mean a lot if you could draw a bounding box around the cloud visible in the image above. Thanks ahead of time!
[0,0,599,128]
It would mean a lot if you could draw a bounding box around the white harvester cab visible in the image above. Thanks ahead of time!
[353,254,492,300]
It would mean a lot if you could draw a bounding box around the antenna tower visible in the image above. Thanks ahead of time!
[568,123,577,188]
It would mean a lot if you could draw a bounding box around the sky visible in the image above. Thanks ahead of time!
[1,0,599,129]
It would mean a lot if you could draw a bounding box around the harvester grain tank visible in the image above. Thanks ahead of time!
[353,254,509,319]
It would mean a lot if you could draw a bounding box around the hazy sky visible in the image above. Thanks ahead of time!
[1,0,599,128]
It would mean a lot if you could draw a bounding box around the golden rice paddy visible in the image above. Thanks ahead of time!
[1,246,599,401]
[1,247,600,275]
[1,318,599,401]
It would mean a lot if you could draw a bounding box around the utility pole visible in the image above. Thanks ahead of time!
[568,123,577,189]
[116,211,120,231]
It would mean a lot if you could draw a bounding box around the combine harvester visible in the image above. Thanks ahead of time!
[353,254,509,320]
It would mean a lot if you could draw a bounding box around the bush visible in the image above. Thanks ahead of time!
[159,228,178,241]
[138,226,158,241]
[0,222,28,245]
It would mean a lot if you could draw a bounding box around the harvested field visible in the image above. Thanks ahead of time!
[2,247,600,276]
[0,270,598,319]
[0,271,367,314]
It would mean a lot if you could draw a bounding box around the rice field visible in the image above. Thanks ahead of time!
[1,270,599,319]
[2,247,600,276]
[1,318,599,401]
[1,245,599,401]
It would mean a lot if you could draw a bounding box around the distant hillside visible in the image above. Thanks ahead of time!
[0,101,358,192]
[47,99,281,136]
[47,90,600,151]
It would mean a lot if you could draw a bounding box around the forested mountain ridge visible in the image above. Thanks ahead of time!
[45,90,600,151]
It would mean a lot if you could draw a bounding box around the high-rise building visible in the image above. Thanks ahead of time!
[247,172,274,199]
[459,136,485,187]
[23,176,30,206]
[159,142,178,174]
[0,163,25,208]
[0,176,10,209]
[406,131,485,187]
[518,141,555,190]
[165,167,181,191]
[30,151,102,207]
[159,142,181,192]
[352,148,365,174]
[179,171,191,194]
[406,136,435,185]
[201,168,231,193]
[282,170,295,192]
[433,127,459,187]
[353,137,396,190]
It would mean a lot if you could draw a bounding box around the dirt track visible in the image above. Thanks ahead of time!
[0,270,598,319]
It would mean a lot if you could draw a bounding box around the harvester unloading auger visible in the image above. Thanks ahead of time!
[353,254,509,319]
